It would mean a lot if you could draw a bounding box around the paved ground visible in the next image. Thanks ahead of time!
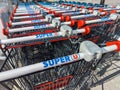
[91,59,120,90]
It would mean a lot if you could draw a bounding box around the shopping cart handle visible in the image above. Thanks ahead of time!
[106,41,120,51]
[0,25,90,44]
[77,13,119,28]
[0,40,119,82]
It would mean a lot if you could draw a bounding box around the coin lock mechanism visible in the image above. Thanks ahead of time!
[60,25,72,37]
[52,18,61,28]
[80,41,102,62]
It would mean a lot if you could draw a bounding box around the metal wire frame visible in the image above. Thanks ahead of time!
[0,46,33,89]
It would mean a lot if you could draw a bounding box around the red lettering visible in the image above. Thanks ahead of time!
[34,75,73,90]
